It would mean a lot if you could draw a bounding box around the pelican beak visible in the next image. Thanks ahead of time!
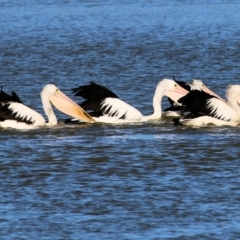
[49,90,95,123]
[164,85,189,105]
[202,86,225,102]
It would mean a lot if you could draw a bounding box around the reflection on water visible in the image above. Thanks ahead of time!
[1,0,240,239]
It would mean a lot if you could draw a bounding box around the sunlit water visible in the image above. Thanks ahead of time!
[1,1,240,239]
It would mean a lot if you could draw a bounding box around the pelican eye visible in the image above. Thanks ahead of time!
[175,84,178,87]
[56,88,59,92]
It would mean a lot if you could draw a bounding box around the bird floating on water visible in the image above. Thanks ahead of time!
[71,78,189,123]
[174,84,240,126]
[0,84,94,129]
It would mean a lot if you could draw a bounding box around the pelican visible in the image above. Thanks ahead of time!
[71,78,189,123]
[0,84,94,129]
[163,79,224,117]
[174,85,240,127]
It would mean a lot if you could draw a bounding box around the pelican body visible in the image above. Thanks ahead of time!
[72,78,188,123]
[174,85,240,126]
[0,84,94,129]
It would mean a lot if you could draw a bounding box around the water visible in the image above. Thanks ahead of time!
[1,1,240,239]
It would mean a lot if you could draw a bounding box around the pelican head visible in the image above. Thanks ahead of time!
[157,78,189,104]
[190,79,224,101]
[41,84,95,123]
[190,79,205,90]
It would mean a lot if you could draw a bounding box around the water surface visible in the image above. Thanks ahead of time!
[1,1,240,239]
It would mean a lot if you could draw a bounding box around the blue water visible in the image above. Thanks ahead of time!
[1,1,240,239]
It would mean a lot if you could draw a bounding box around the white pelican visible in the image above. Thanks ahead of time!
[174,85,240,127]
[0,84,94,129]
[164,79,224,117]
[71,78,189,123]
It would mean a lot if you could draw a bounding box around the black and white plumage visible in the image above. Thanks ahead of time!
[163,79,224,117]
[72,78,189,123]
[174,85,240,126]
[0,84,94,129]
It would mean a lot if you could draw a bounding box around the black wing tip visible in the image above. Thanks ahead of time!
[0,87,23,104]
[72,82,119,99]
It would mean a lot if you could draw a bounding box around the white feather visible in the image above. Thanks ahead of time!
[207,98,239,121]
[0,120,36,129]
[180,116,239,127]
[101,98,142,121]
[8,102,45,126]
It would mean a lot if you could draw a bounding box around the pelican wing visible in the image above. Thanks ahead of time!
[72,82,142,120]
[178,90,235,121]
[72,82,119,116]
[0,89,23,104]
[0,89,44,125]
[72,82,118,100]
[0,102,45,125]
[100,97,142,120]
